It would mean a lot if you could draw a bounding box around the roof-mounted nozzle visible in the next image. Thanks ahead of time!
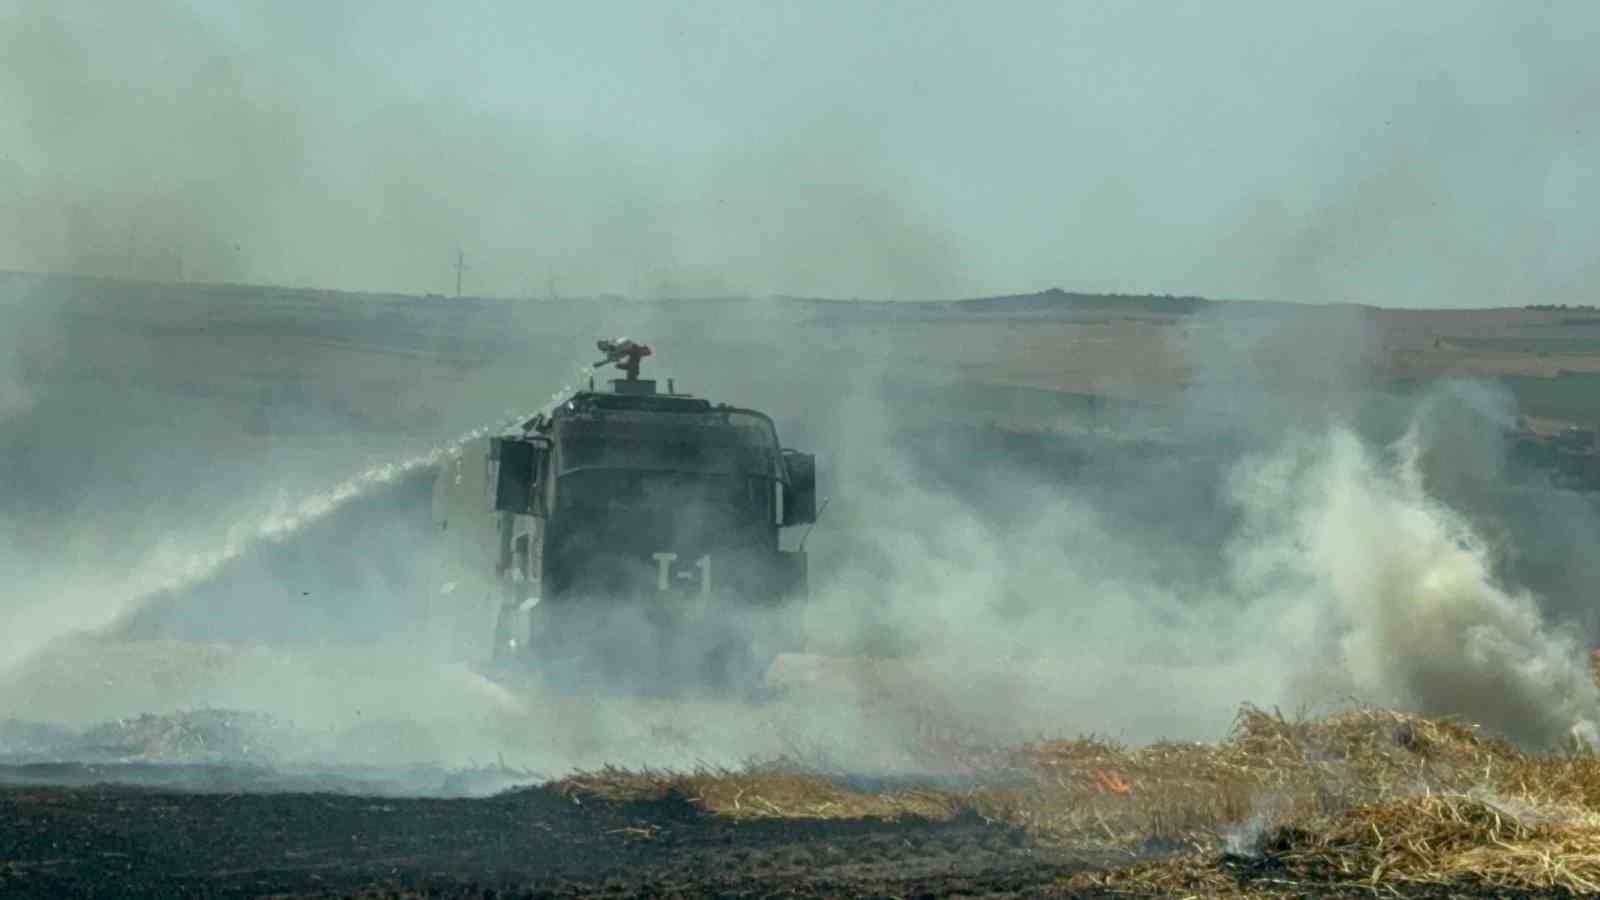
[595,338,658,394]
[594,338,652,381]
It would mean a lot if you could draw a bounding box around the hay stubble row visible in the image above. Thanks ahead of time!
[556,704,1600,895]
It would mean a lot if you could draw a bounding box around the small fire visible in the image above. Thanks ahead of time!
[1093,769,1133,795]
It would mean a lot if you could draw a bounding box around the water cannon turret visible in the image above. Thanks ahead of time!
[595,338,652,380]
[595,338,657,394]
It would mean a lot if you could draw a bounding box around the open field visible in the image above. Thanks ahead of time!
[8,273,1600,896]
[9,2,1600,895]
[2,705,1594,898]
[0,778,1107,899]
[8,273,1600,431]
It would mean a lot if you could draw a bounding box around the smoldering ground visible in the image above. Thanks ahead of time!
[5,0,1600,787]
[5,291,1600,792]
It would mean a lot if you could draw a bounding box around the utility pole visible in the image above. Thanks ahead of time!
[454,248,466,297]
[126,225,137,279]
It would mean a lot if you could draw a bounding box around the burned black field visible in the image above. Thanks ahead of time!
[8,705,1600,899]
[1,781,1101,899]
[1,779,1578,900]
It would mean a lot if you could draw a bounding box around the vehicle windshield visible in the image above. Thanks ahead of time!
[555,468,774,521]
[556,411,781,479]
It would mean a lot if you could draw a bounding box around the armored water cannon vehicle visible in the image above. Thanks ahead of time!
[434,341,817,689]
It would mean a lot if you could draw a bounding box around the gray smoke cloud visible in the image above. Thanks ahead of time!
[0,2,971,300]
[3,292,1599,784]
[773,305,1600,749]
[4,1,1600,786]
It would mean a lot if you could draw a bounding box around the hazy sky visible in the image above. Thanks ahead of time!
[2,1,1596,304]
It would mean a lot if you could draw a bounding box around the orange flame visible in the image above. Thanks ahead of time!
[1093,769,1133,795]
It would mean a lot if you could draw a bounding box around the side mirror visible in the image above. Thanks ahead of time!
[781,450,816,526]
[491,437,548,516]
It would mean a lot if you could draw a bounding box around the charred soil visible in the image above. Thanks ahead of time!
[0,781,1578,899]
[2,782,1105,899]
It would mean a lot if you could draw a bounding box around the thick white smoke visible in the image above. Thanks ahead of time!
[7,0,1600,791]
[3,297,1596,783]
[795,375,1599,749]
[1233,423,1597,743]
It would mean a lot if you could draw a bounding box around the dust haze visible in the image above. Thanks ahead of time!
[4,2,1600,787]
[4,2,1598,303]
[0,2,969,300]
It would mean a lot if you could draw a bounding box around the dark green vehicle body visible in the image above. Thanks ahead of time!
[465,376,816,688]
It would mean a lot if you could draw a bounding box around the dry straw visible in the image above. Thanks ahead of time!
[556,704,1600,893]
[554,763,958,821]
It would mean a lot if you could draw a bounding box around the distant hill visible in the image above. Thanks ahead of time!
[777,287,1219,321]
